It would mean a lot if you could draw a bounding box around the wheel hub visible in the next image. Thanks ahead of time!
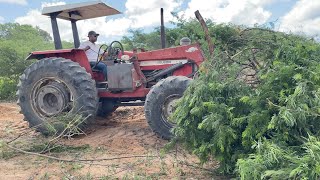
[162,94,181,125]
[34,82,70,117]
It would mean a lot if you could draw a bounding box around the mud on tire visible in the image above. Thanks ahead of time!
[17,57,98,135]
[144,76,191,140]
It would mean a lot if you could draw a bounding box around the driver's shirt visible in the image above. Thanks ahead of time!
[78,41,103,62]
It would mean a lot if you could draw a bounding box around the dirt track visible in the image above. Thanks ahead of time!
[0,103,222,179]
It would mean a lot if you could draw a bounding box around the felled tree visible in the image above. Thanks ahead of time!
[172,25,320,179]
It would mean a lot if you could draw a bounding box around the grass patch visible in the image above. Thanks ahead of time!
[27,143,91,154]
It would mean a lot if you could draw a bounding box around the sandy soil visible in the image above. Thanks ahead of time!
[0,103,223,179]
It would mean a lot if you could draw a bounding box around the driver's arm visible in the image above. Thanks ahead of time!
[79,45,90,51]
[83,46,90,51]
[78,42,90,51]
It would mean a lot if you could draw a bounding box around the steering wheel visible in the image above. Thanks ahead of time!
[93,44,108,68]
[105,41,124,62]
[93,41,124,68]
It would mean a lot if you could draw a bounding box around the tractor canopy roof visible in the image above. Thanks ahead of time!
[42,0,121,21]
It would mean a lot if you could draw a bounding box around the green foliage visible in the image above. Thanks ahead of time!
[27,143,90,154]
[172,21,320,179]
[0,77,18,100]
[45,113,90,137]
[237,136,320,180]
[0,47,31,77]
[120,18,214,51]
[0,23,73,100]
[0,23,54,56]
[0,140,17,159]
[121,29,162,50]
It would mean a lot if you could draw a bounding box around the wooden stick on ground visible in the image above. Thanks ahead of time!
[5,143,156,163]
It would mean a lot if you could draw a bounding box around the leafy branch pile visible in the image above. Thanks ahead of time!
[172,25,320,179]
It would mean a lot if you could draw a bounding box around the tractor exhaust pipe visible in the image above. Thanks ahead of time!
[160,8,166,48]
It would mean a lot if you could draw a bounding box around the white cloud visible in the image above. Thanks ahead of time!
[0,0,27,5]
[124,0,182,28]
[0,16,4,23]
[14,2,130,43]
[15,8,75,41]
[14,0,183,43]
[179,0,272,26]
[279,0,320,37]
[41,1,66,8]
[15,2,73,41]
[15,0,317,44]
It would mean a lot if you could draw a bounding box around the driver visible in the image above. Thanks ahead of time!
[79,31,108,80]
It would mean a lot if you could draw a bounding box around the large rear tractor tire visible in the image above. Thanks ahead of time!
[144,76,191,140]
[17,57,98,136]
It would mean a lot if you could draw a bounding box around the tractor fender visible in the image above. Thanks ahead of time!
[25,49,92,74]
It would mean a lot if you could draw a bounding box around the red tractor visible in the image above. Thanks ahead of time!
[17,1,205,139]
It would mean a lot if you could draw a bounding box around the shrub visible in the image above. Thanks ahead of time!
[0,77,18,100]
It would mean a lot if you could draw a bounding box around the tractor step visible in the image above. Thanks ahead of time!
[96,81,108,89]
[96,81,108,85]
[116,101,145,106]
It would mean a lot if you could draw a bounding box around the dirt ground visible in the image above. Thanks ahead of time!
[0,103,224,179]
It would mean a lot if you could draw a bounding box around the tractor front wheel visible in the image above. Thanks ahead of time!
[144,76,191,140]
[17,57,98,135]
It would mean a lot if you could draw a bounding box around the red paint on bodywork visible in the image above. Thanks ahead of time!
[26,49,93,75]
[173,64,193,76]
[135,43,204,66]
[25,43,206,99]
[126,43,204,76]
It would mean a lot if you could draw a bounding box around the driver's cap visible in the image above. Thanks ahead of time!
[88,31,99,37]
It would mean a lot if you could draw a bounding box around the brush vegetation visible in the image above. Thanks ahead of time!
[171,20,320,179]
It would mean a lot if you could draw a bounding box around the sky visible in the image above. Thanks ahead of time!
[0,0,319,43]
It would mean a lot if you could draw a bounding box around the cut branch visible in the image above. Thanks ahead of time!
[5,143,156,163]
[195,10,214,57]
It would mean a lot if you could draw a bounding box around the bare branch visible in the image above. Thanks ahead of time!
[5,142,157,162]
